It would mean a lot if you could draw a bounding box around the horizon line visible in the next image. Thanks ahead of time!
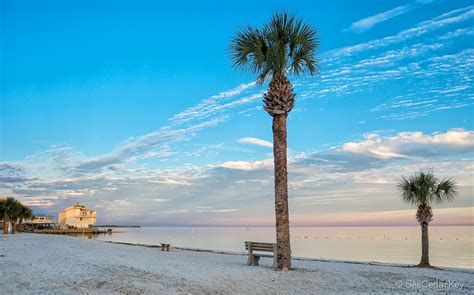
[101,224,474,228]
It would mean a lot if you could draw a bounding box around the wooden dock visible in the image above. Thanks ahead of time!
[33,228,113,235]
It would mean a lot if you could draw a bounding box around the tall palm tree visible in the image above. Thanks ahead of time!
[230,12,318,270]
[398,171,457,267]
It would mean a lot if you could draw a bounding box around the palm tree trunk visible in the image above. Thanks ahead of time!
[272,114,292,270]
[3,218,9,234]
[419,223,430,266]
[18,219,23,233]
[11,220,17,234]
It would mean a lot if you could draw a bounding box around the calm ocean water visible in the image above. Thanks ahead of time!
[87,226,473,269]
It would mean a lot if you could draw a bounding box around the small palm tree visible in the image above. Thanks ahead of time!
[16,205,33,233]
[230,12,319,270]
[10,204,21,234]
[0,199,4,233]
[398,171,457,267]
[2,197,20,234]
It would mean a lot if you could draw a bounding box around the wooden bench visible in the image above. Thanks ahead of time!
[161,243,170,251]
[245,241,277,269]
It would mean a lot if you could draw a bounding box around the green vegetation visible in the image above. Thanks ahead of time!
[0,197,33,234]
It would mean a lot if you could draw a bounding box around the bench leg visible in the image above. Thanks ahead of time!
[247,255,260,266]
[248,254,260,266]
[253,256,260,266]
[247,254,253,265]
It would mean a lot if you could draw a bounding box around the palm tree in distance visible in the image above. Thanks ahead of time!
[0,197,32,234]
[398,171,457,267]
[16,204,33,233]
[10,203,21,234]
[230,12,319,270]
[0,199,4,233]
[2,197,20,234]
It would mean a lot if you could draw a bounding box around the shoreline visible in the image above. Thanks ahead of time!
[87,225,472,269]
[103,240,473,274]
[2,234,472,294]
[104,224,473,228]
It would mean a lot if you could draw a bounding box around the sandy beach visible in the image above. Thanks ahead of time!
[0,234,472,294]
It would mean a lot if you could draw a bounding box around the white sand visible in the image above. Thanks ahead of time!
[0,234,472,294]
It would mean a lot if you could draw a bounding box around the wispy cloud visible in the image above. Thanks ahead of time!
[334,5,474,56]
[196,208,238,213]
[169,82,258,126]
[347,0,433,32]
[303,5,474,120]
[74,117,226,174]
[238,137,273,148]
[219,159,273,171]
[21,199,57,207]
[437,27,474,40]
[60,81,266,177]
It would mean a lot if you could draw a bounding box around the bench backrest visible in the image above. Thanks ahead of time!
[245,241,276,252]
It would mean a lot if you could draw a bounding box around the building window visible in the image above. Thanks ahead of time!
[80,218,82,221]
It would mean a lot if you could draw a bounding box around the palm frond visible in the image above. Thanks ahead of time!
[288,23,319,75]
[434,178,457,203]
[229,12,319,82]
[2,197,21,219]
[398,176,417,205]
[229,26,266,74]
[398,171,458,206]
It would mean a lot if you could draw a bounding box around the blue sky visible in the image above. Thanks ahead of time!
[1,0,473,226]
